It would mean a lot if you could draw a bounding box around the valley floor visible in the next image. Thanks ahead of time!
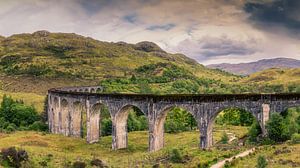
[0,125,299,167]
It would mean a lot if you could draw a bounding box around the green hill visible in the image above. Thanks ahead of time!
[0,31,234,80]
[0,31,238,94]
[240,68,300,92]
[0,31,299,96]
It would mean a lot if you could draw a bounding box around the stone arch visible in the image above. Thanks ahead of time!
[71,101,84,137]
[91,88,95,93]
[60,99,69,136]
[84,88,89,92]
[205,104,261,148]
[87,103,103,143]
[150,105,199,152]
[112,104,147,150]
[96,88,101,93]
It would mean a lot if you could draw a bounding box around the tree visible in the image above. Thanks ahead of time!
[266,113,288,142]
[0,95,45,132]
[248,120,262,142]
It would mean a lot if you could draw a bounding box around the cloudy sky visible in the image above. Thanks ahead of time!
[0,0,299,65]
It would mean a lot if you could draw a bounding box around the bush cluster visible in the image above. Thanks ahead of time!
[247,107,300,143]
[0,95,47,132]
[0,147,29,167]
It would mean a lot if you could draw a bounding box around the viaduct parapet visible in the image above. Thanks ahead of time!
[48,86,300,152]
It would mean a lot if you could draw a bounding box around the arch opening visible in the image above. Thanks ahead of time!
[96,88,102,93]
[113,105,148,150]
[210,107,261,148]
[152,106,198,151]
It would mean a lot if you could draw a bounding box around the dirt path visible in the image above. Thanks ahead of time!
[210,148,255,168]
[227,132,236,143]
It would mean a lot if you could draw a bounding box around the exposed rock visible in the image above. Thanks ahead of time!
[134,41,166,53]
[32,30,51,37]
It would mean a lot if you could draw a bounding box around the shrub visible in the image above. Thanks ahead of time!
[0,147,29,168]
[72,161,86,168]
[28,121,48,131]
[169,148,184,163]
[221,132,229,144]
[5,123,17,133]
[90,159,108,168]
[266,113,289,142]
[256,155,267,168]
[248,120,262,142]
[101,118,112,136]
[0,95,47,132]
[291,133,300,144]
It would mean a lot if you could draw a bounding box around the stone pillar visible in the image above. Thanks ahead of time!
[87,104,101,143]
[53,97,61,134]
[85,99,91,142]
[200,115,212,149]
[70,102,82,138]
[112,113,128,150]
[47,94,52,133]
[261,103,270,136]
[149,119,164,152]
[60,100,70,136]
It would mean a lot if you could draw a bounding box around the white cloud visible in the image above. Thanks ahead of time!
[0,0,299,64]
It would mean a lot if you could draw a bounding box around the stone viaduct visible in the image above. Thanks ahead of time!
[48,86,300,152]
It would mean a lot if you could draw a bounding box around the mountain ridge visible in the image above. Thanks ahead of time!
[207,58,300,75]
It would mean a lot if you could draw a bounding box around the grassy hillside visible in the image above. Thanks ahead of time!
[0,30,242,97]
[240,68,300,92]
[242,68,300,84]
[0,31,235,81]
[0,125,250,168]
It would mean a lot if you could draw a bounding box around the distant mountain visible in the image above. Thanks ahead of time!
[207,58,300,75]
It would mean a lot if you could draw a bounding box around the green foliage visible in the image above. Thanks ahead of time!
[170,79,199,94]
[139,81,152,94]
[127,111,148,132]
[215,108,254,126]
[164,108,197,133]
[256,155,267,168]
[221,132,229,144]
[0,95,47,132]
[291,133,300,144]
[169,148,184,163]
[247,120,262,143]
[101,118,112,136]
[266,113,289,142]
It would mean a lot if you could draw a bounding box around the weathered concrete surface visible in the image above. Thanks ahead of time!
[48,87,300,152]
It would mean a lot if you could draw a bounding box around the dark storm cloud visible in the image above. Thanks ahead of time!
[244,0,300,33]
[146,23,176,31]
[199,36,257,58]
